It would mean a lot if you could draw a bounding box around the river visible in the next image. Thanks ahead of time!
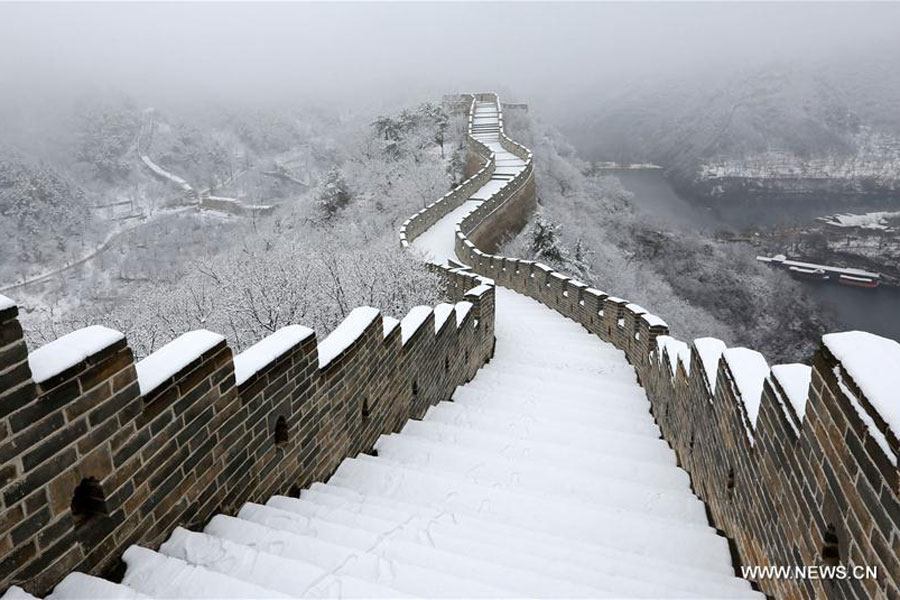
[604,168,900,342]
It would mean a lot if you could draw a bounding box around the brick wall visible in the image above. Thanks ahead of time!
[451,93,900,598]
[0,279,495,595]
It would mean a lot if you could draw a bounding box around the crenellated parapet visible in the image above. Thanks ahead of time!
[441,91,900,597]
[641,332,900,598]
[0,280,495,594]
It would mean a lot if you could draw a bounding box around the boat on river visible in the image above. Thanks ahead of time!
[838,274,880,288]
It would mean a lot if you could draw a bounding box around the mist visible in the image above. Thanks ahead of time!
[3,2,900,114]
[3,1,900,354]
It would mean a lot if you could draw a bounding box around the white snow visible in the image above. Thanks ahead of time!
[832,365,898,466]
[467,283,493,298]
[723,348,770,440]
[411,200,483,263]
[770,364,811,423]
[28,325,125,384]
[656,336,691,378]
[823,331,900,449]
[694,338,727,395]
[0,587,37,600]
[122,545,290,599]
[383,316,400,338]
[0,294,15,311]
[136,330,224,395]
[401,306,433,345]
[141,156,192,192]
[641,313,668,328]
[434,303,455,332]
[318,307,381,369]
[455,301,473,327]
[48,572,149,599]
[819,211,900,230]
[233,325,314,386]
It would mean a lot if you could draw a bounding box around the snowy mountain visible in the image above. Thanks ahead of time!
[566,58,900,202]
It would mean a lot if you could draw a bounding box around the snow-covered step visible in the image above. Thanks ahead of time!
[329,457,733,573]
[465,368,647,407]
[347,450,706,527]
[303,483,761,598]
[261,495,612,598]
[378,427,689,491]
[202,514,412,598]
[158,526,408,598]
[448,387,661,436]
[399,418,677,478]
[120,545,288,599]
[491,353,640,382]
[47,573,147,599]
[368,435,707,523]
[324,471,748,588]
[422,400,666,457]
[450,386,660,433]
[234,503,515,597]
[418,403,674,464]
[457,378,652,420]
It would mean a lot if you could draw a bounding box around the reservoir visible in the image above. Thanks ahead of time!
[604,168,900,342]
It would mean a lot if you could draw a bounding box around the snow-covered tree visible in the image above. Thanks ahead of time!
[74,97,140,182]
[529,214,568,263]
[316,167,352,218]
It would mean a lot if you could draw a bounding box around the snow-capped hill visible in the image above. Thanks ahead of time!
[567,60,900,201]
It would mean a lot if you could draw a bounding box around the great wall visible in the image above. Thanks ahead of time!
[0,92,898,598]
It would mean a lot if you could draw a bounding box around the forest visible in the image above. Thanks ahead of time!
[2,96,464,358]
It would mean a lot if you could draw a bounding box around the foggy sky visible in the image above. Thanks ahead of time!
[2,2,900,113]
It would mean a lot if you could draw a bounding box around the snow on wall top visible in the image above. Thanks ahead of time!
[641,313,668,328]
[824,331,900,444]
[1,585,38,600]
[723,348,770,439]
[770,364,811,423]
[467,283,493,298]
[318,306,380,369]
[233,325,314,386]
[382,316,400,339]
[455,301,473,327]
[28,326,125,384]
[694,337,727,394]
[401,306,433,345]
[0,294,15,312]
[434,303,455,332]
[136,330,225,395]
[656,335,691,377]
[625,303,646,315]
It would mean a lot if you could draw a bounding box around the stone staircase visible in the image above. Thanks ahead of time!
[4,288,761,599]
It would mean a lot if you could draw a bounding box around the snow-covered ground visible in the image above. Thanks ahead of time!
[8,99,761,599]
[819,210,900,231]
